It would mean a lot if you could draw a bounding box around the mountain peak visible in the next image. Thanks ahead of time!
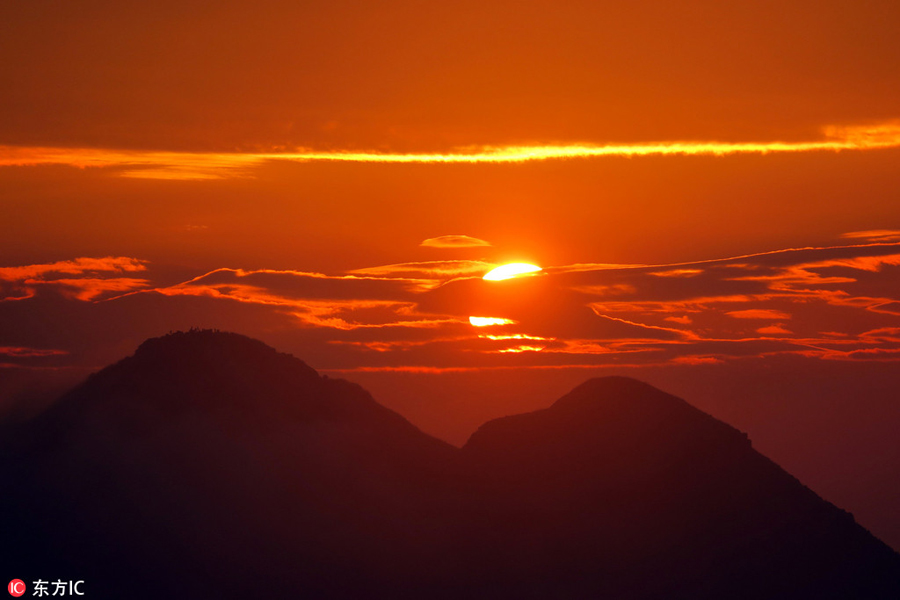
[464,375,748,457]
[551,375,690,411]
[26,329,441,445]
[136,327,274,353]
[132,328,318,377]
[62,329,320,417]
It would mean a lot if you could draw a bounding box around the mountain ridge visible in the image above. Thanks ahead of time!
[1,329,897,599]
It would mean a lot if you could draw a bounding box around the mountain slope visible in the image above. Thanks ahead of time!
[458,377,900,599]
[1,332,898,599]
[1,330,457,598]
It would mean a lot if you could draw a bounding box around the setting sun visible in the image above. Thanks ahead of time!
[483,263,542,281]
[469,316,516,327]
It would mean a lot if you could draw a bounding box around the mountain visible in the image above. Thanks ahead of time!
[1,330,457,598]
[1,330,898,599]
[457,377,900,599]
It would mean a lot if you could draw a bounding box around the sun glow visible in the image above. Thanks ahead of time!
[469,316,516,327]
[497,345,546,353]
[478,333,549,341]
[483,263,542,281]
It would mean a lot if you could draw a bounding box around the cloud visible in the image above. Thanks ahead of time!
[349,260,494,280]
[649,269,704,278]
[664,315,693,324]
[841,230,900,243]
[0,146,261,180]
[756,324,792,336]
[2,120,900,179]
[420,235,491,249]
[727,309,792,320]
[671,356,724,365]
[48,278,152,301]
[0,346,68,358]
[4,241,900,372]
[141,267,463,331]
[808,253,900,273]
[371,242,900,367]
[172,268,427,300]
[0,345,70,371]
[0,257,149,301]
[0,257,146,281]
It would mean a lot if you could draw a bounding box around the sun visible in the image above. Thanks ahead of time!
[483,263,542,281]
[469,316,515,327]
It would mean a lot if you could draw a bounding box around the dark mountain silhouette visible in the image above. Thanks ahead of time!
[1,330,898,599]
[1,330,458,598]
[456,378,900,598]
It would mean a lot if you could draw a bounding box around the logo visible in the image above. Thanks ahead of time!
[7,580,26,597]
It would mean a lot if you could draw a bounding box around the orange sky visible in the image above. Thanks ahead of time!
[2,0,900,549]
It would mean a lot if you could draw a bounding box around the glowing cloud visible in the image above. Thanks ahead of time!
[0,257,149,301]
[469,316,516,327]
[496,345,545,353]
[0,257,146,281]
[2,120,900,179]
[478,334,549,341]
[5,241,900,372]
[483,263,542,281]
[420,235,492,248]
[841,230,900,243]
[350,260,495,279]
[0,346,68,358]
[650,269,704,278]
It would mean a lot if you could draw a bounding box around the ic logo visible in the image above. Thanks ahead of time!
[7,580,25,597]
